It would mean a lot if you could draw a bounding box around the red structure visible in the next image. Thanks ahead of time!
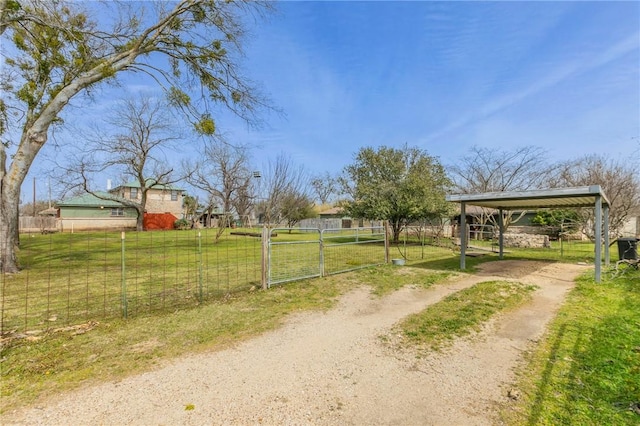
[144,213,178,230]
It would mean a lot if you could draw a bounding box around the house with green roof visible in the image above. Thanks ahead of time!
[57,192,137,231]
[56,180,186,231]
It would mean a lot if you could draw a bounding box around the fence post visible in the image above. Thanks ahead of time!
[198,231,203,303]
[384,220,390,263]
[319,229,325,277]
[121,231,128,318]
[403,225,407,259]
[261,226,268,289]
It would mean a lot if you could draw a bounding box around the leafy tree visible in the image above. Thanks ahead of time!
[182,194,201,228]
[531,209,579,239]
[280,192,315,230]
[531,209,579,227]
[0,0,270,272]
[340,145,451,243]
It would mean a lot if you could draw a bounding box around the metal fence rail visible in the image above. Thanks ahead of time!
[321,227,386,276]
[391,225,457,261]
[266,226,388,287]
[267,228,322,286]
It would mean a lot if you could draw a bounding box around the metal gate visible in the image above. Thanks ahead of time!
[321,226,386,276]
[267,228,322,286]
[266,226,387,287]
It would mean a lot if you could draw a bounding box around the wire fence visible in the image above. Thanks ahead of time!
[321,227,387,276]
[2,226,390,334]
[1,228,262,334]
[391,224,608,265]
[1,222,614,335]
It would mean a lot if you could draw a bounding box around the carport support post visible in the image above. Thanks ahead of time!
[498,209,504,259]
[604,205,610,266]
[460,202,466,270]
[594,195,602,283]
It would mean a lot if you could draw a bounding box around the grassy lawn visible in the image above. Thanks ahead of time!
[503,267,640,425]
[392,280,537,351]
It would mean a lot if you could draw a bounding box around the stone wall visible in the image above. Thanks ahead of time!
[503,232,550,248]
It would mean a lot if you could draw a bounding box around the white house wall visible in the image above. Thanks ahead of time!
[58,217,137,232]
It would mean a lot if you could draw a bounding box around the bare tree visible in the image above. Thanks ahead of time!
[186,142,252,240]
[548,154,640,238]
[310,172,337,205]
[256,154,309,227]
[64,96,182,231]
[1,0,271,272]
[233,173,258,227]
[449,146,550,231]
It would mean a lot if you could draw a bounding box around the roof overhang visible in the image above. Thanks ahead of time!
[446,185,610,210]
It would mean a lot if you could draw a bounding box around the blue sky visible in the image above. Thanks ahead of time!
[229,0,639,176]
[24,1,640,201]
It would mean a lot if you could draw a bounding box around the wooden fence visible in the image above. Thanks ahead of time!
[18,216,58,233]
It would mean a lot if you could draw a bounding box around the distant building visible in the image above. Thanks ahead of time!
[56,181,185,231]
[110,180,184,218]
[57,191,137,231]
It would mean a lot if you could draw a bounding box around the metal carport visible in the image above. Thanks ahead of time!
[446,186,610,282]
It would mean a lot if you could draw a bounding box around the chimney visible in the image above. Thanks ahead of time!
[107,179,112,190]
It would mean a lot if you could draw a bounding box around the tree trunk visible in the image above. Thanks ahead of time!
[136,211,144,231]
[391,220,402,244]
[0,170,20,273]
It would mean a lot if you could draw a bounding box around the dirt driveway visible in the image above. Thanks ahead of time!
[6,260,588,425]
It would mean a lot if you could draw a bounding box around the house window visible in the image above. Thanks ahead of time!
[111,208,124,217]
[130,188,138,199]
[171,190,178,201]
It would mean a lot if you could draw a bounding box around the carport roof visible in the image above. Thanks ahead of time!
[446,185,609,210]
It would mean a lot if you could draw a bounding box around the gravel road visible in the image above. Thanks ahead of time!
[5,260,587,425]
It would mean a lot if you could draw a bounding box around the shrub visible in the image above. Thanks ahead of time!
[174,218,190,230]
